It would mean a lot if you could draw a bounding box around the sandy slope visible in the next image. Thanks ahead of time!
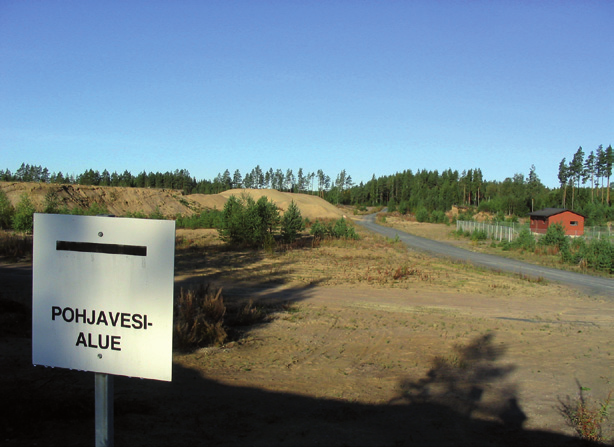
[0,182,345,221]
[218,188,345,219]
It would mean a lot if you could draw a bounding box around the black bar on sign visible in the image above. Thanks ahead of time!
[56,241,147,257]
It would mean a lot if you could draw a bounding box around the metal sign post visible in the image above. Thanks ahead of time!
[32,213,175,446]
[95,373,114,447]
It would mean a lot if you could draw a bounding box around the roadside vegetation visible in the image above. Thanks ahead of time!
[378,201,614,277]
[453,221,614,275]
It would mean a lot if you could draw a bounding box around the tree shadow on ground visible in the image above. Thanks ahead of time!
[112,333,601,446]
[3,326,598,446]
[174,241,325,292]
[0,249,600,446]
[392,333,527,432]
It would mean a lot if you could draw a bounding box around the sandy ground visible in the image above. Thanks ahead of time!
[1,189,613,445]
[3,241,613,446]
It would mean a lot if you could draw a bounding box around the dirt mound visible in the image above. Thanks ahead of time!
[217,189,345,220]
[0,183,345,221]
[0,182,192,217]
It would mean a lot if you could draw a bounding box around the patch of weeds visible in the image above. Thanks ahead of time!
[0,230,32,260]
[174,283,227,350]
[490,283,511,290]
[280,303,304,322]
[393,264,418,280]
[513,273,548,285]
[559,382,612,443]
[226,300,268,327]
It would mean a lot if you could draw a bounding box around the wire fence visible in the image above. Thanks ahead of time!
[455,221,525,242]
[583,226,614,241]
[456,220,614,242]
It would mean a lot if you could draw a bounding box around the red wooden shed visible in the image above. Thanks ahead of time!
[528,208,585,236]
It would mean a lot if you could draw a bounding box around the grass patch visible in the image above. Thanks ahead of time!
[0,231,32,260]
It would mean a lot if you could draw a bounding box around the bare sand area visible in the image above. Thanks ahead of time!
[1,185,612,445]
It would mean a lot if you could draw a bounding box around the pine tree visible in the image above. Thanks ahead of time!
[584,151,596,202]
[13,193,36,232]
[596,145,605,202]
[569,146,584,209]
[606,145,613,205]
[281,200,304,243]
[558,158,569,207]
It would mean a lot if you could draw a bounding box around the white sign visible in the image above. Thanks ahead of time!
[32,214,175,381]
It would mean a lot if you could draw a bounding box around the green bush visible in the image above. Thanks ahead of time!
[415,207,429,223]
[511,228,536,251]
[0,190,15,229]
[12,193,36,233]
[470,229,488,241]
[123,210,147,219]
[176,209,223,229]
[457,210,475,221]
[430,210,447,224]
[387,199,397,213]
[477,200,493,213]
[572,238,614,273]
[310,217,359,240]
[218,195,246,245]
[539,223,569,251]
[217,194,280,248]
[333,217,358,239]
[492,211,506,223]
[43,191,61,214]
[590,239,614,273]
[71,203,110,216]
[281,200,305,243]
[499,239,511,251]
[309,220,329,239]
[398,201,410,215]
[149,207,165,220]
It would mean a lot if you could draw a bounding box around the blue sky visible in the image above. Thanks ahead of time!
[1,0,612,189]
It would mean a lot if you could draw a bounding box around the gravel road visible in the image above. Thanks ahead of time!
[358,213,614,297]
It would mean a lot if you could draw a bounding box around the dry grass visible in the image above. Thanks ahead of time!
[174,283,227,350]
[174,225,552,296]
[0,231,32,260]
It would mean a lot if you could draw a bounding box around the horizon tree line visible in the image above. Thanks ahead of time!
[2,144,613,223]
[0,163,350,197]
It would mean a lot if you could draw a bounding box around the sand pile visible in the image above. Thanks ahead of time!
[0,183,345,221]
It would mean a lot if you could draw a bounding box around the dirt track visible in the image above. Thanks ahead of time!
[359,213,614,297]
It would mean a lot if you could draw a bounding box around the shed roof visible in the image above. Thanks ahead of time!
[528,208,585,218]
